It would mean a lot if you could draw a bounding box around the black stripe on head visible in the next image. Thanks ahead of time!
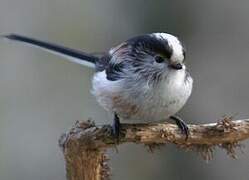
[126,34,173,59]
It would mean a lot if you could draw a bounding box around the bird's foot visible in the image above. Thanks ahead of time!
[112,113,121,143]
[170,115,189,140]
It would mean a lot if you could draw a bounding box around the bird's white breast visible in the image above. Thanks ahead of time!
[91,70,193,123]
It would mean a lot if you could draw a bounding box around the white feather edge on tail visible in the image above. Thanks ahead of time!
[33,47,95,68]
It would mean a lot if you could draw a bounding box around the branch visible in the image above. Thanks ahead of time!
[59,117,249,180]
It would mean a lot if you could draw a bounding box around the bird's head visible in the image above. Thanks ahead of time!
[107,33,187,83]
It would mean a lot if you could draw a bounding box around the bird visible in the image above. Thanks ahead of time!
[1,33,193,140]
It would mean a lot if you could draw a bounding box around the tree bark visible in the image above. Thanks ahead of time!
[59,117,249,180]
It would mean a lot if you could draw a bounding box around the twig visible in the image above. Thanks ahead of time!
[59,117,249,180]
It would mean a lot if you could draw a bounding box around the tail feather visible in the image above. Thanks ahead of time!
[1,34,98,68]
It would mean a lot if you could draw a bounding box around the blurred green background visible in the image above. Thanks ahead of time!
[1,0,249,179]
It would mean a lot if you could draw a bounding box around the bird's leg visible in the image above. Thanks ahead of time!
[112,113,121,142]
[170,115,189,140]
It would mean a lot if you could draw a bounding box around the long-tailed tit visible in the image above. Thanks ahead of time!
[1,33,193,139]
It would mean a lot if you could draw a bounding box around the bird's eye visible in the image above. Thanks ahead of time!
[155,56,164,63]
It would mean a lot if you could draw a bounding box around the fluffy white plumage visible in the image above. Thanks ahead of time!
[92,68,193,123]
[91,33,193,123]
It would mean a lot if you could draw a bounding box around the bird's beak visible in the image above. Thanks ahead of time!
[169,63,183,70]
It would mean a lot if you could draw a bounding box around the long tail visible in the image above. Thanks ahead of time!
[1,34,99,68]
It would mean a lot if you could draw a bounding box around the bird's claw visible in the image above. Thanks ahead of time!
[170,116,189,140]
[112,113,121,143]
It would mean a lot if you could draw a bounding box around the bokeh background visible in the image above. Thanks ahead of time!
[0,0,249,179]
